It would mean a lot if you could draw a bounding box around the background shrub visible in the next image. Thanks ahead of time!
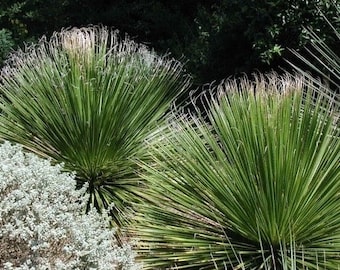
[1,0,338,85]
[0,141,139,269]
[0,29,14,64]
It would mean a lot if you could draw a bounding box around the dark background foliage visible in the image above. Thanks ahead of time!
[0,0,339,86]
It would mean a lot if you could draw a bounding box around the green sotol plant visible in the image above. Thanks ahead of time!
[0,26,190,226]
[133,74,340,269]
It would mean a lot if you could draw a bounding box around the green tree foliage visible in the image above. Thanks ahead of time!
[83,0,214,84]
[0,0,86,41]
[0,0,28,41]
[0,0,338,85]
[79,0,339,84]
[0,0,93,65]
[0,29,14,63]
[191,0,339,83]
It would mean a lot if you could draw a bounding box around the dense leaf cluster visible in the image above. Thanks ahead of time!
[0,141,138,269]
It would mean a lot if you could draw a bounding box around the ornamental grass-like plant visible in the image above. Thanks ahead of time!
[0,26,190,225]
[0,141,139,269]
[133,74,340,269]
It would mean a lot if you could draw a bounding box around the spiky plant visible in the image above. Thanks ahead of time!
[133,74,340,269]
[0,26,190,226]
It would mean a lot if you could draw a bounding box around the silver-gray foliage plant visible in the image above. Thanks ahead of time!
[0,141,140,270]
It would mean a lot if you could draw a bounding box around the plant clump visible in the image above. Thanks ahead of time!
[133,74,340,269]
[0,141,139,270]
[0,26,190,225]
